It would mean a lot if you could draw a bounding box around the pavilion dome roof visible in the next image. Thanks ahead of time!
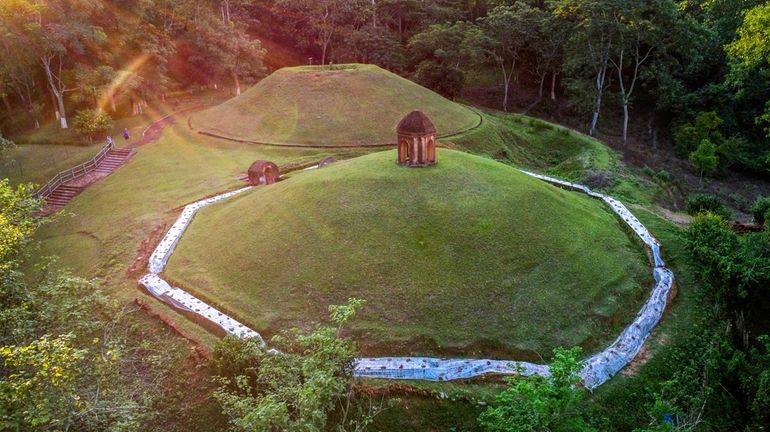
[397,110,437,135]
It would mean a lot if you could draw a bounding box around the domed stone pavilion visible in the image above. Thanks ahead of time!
[247,160,280,185]
[396,110,437,167]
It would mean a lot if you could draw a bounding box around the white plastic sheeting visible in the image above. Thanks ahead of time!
[140,186,265,344]
[139,274,264,343]
[148,187,252,273]
[137,169,675,389]
[354,357,550,381]
[517,171,674,389]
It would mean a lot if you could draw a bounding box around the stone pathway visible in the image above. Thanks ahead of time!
[138,166,675,389]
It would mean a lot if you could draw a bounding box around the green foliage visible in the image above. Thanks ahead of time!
[213,298,375,432]
[0,133,14,159]
[415,60,465,99]
[686,213,770,317]
[478,347,596,432]
[741,335,770,427]
[342,27,405,71]
[686,193,732,220]
[673,111,724,157]
[631,323,741,432]
[0,334,86,430]
[727,3,770,66]
[688,139,719,178]
[408,21,485,98]
[73,109,114,141]
[751,196,770,226]
[0,179,39,271]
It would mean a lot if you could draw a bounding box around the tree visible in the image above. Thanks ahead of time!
[73,109,114,142]
[555,0,621,136]
[689,139,719,180]
[479,3,545,111]
[342,27,406,71]
[530,10,569,102]
[751,196,770,227]
[408,21,485,97]
[727,3,770,67]
[727,3,770,141]
[5,0,107,129]
[213,298,385,432]
[275,0,371,65]
[608,0,677,142]
[478,347,596,432]
[212,25,267,96]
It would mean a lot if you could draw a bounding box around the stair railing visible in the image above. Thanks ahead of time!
[34,137,116,199]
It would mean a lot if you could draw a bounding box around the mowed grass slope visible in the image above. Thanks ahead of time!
[166,149,650,359]
[190,64,480,146]
[32,122,340,346]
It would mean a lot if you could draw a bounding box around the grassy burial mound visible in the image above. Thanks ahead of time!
[165,149,650,359]
[190,64,480,146]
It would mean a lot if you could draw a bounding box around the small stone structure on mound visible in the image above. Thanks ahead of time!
[397,110,437,167]
[247,160,280,185]
[318,156,336,168]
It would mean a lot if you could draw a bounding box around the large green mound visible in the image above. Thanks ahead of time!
[165,149,649,358]
[190,64,480,146]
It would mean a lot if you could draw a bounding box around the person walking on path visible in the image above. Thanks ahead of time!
[123,128,130,140]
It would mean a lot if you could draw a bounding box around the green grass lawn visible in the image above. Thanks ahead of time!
[32,121,337,345]
[1,143,102,185]
[190,64,481,146]
[451,111,615,180]
[1,91,233,187]
[165,149,650,359]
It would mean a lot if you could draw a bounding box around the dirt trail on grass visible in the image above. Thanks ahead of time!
[126,105,205,150]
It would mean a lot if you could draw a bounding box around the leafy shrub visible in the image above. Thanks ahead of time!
[689,139,719,177]
[687,194,732,219]
[751,196,770,226]
[653,170,671,183]
[73,109,113,142]
[673,111,724,157]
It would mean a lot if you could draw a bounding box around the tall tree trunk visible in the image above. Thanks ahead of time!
[47,88,60,120]
[56,94,67,128]
[550,72,557,101]
[41,56,67,128]
[538,74,546,99]
[372,0,377,27]
[589,63,607,136]
[110,93,116,112]
[622,100,629,142]
[233,72,241,96]
[1,95,11,117]
[321,39,329,65]
[500,58,515,112]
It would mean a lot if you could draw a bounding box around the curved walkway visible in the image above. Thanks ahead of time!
[138,167,674,389]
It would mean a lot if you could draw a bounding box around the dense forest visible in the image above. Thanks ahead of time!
[2,1,770,431]
[2,0,770,177]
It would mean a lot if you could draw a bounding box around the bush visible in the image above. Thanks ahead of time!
[73,109,113,142]
[751,196,770,226]
[673,111,724,157]
[689,139,719,177]
[687,194,732,219]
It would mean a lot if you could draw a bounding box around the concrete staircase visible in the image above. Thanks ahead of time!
[42,148,133,214]
[44,185,84,212]
[94,148,132,175]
